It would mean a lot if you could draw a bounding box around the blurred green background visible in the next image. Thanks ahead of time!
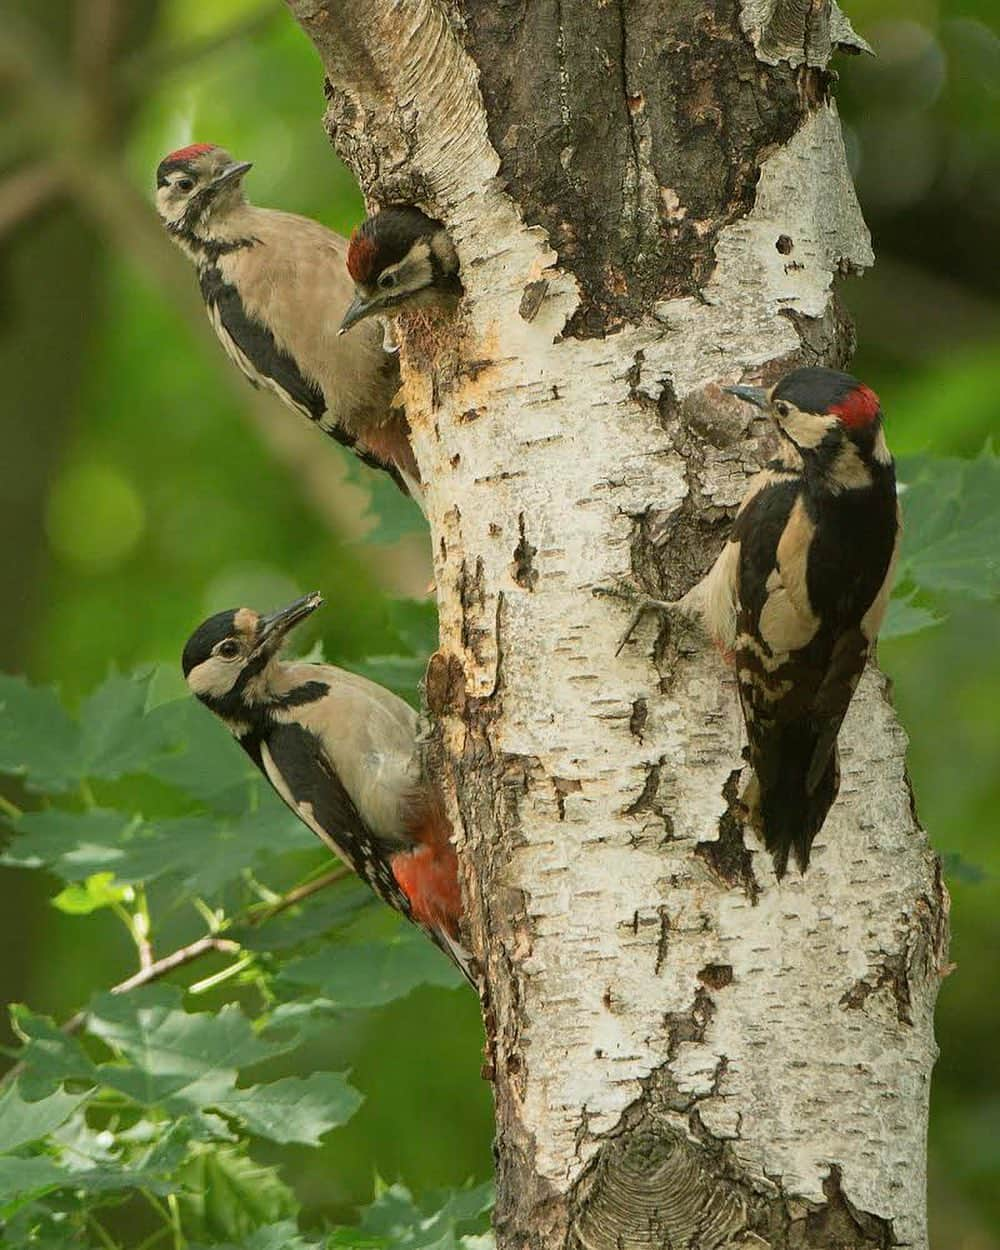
[0,0,997,1244]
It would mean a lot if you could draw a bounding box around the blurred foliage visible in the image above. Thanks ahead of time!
[0,0,997,1246]
[0,670,484,1247]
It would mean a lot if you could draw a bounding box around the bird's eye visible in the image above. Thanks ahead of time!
[177,177,195,193]
[218,640,240,659]
[775,402,790,417]
[379,271,397,290]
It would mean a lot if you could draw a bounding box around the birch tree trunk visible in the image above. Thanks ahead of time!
[287,2,950,1246]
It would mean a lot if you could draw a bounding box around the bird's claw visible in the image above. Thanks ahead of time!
[593,582,686,655]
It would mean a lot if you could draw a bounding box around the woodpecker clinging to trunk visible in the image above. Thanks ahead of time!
[614,367,900,878]
[340,205,462,334]
[154,144,423,502]
[182,592,470,980]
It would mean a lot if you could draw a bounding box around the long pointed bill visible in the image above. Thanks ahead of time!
[339,293,377,335]
[211,160,253,189]
[724,384,770,411]
[254,592,323,656]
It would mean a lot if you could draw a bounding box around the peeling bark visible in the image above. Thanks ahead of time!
[287,1,947,1246]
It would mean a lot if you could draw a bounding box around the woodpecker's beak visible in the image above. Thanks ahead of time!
[339,293,379,335]
[725,384,770,411]
[254,592,323,656]
[211,161,253,190]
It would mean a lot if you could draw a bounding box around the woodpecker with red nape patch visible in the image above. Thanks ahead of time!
[340,205,462,334]
[182,592,470,980]
[154,144,421,502]
[611,367,899,878]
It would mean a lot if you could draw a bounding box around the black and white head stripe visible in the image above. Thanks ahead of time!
[181,609,238,677]
[346,206,440,284]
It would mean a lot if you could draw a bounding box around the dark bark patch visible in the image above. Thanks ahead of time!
[840,953,913,1026]
[796,1165,895,1248]
[629,697,648,742]
[519,279,550,321]
[625,758,675,843]
[696,770,761,903]
[461,0,804,336]
[511,512,539,589]
[698,963,734,990]
[553,776,582,821]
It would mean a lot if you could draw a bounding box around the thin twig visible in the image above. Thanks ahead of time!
[61,937,241,1035]
[244,865,350,926]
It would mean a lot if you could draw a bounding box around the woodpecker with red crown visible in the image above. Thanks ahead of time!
[182,592,470,980]
[340,204,463,335]
[154,145,457,506]
[613,366,900,878]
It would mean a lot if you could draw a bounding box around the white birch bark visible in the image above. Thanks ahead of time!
[288,2,949,1245]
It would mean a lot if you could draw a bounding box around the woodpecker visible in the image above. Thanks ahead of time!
[154,144,420,501]
[614,367,900,878]
[181,592,470,980]
[340,205,462,334]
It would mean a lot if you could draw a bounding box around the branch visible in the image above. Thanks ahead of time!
[3,866,352,1081]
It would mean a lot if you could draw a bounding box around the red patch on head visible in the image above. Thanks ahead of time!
[346,228,376,283]
[162,143,218,166]
[830,383,881,429]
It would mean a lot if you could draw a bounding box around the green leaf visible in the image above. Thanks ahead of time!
[0,676,78,794]
[0,1157,65,1206]
[881,593,944,641]
[897,447,1000,602]
[0,671,182,794]
[83,986,362,1145]
[51,872,130,916]
[1,809,139,880]
[221,1073,362,1145]
[176,1146,297,1244]
[0,1084,87,1154]
[330,1180,495,1250]
[9,1007,98,1099]
[191,1220,321,1250]
[3,799,317,901]
[280,923,464,1008]
[143,694,259,812]
[86,986,278,1109]
[75,668,181,783]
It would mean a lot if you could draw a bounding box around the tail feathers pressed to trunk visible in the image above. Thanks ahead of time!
[394,789,474,984]
[745,729,841,878]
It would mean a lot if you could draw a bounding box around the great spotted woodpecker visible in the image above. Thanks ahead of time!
[614,367,900,877]
[181,592,470,980]
[154,144,420,502]
[340,206,462,334]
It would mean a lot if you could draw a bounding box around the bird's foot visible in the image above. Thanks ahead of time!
[593,581,700,656]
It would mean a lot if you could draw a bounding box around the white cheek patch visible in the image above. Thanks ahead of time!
[188,657,235,699]
[780,411,837,449]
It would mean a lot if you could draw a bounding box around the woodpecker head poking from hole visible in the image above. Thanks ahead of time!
[182,592,322,714]
[726,366,889,481]
[340,205,462,333]
[155,143,253,240]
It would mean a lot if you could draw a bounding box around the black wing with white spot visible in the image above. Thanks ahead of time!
[259,721,412,916]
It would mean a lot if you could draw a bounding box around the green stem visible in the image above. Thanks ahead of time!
[84,1212,122,1250]
[188,954,255,995]
[0,791,22,820]
[167,1192,185,1250]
